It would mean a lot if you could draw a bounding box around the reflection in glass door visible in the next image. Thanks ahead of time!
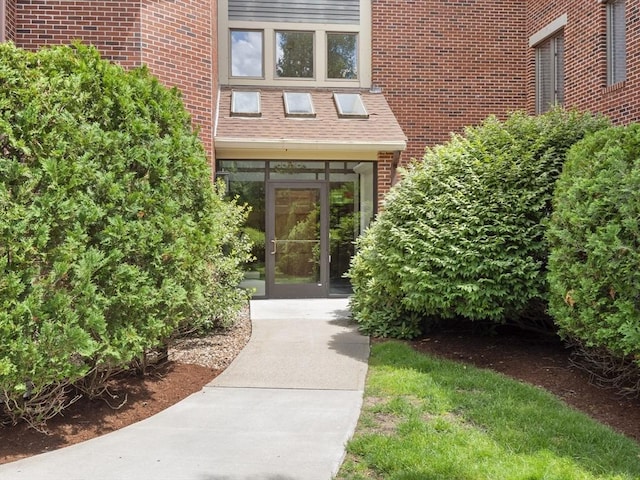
[267,182,328,297]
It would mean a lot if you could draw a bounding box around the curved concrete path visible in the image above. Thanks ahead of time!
[0,298,369,480]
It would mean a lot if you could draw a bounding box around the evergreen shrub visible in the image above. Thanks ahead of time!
[547,124,640,369]
[0,43,251,425]
[349,109,609,338]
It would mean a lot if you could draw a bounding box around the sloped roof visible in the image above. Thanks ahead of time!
[215,87,407,160]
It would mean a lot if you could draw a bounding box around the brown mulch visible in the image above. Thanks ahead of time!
[1,318,639,466]
[0,362,219,465]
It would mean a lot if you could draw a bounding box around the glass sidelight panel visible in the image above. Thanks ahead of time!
[217,161,266,296]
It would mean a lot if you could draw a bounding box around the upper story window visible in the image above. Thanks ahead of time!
[218,0,371,88]
[276,31,314,78]
[607,0,626,85]
[536,32,565,114]
[327,33,358,80]
[529,14,566,114]
[231,30,263,78]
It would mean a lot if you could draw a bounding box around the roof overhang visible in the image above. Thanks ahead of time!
[214,87,407,161]
[215,137,407,160]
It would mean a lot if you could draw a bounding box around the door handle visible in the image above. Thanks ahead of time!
[270,239,277,255]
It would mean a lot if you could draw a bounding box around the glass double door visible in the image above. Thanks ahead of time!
[266,182,328,298]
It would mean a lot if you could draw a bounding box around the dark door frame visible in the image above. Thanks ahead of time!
[265,181,329,298]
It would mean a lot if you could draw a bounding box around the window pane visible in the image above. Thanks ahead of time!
[269,161,325,180]
[276,31,314,78]
[536,34,564,114]
[327,33,358,79]
[217,161,266,297]
[283,92,315,117]
[555,36,565,105]
[231,91,261,116]
[334,93,368,118]
[231,30,263,77]
[608,0,626,85]
[536,39,552,113]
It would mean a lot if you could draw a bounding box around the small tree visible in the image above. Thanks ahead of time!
[0,43,251,426]
[349,109,609,338]
[547,124,640,381]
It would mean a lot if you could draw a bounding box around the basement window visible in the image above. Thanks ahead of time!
[334,93,368,118]
[231,91,261,117]
[283,92,315,117]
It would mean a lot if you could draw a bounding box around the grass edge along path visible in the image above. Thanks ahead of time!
[337,341,640,480]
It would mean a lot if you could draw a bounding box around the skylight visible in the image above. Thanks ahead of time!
[231,91,261,116]
[283,92,315,117]
[333,93,368,119]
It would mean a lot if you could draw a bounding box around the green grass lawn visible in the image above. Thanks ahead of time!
[336,341,640,480]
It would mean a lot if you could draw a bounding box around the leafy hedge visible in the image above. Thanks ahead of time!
[547,124,640,368]
[0,43,251,426]
[348,109,609,338]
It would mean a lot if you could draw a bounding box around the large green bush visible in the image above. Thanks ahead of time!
[0,43,251,425]
[547,124,640,368]
[349,109,609,338]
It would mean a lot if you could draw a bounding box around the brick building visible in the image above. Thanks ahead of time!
[0,0,637,298]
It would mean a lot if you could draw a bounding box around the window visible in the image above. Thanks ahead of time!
[231,30,263,78]
[276,31,314,78]
[333,93,368,118]
[607,0,626,85]
[283,92,315,117]
[327,33,358,79]
[231,91,261,117]
[0,0,5,43]
[536,33,564,114]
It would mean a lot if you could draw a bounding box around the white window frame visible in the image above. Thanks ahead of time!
[283,91,316,117]
[334,93,368,118]
[231,91,261,117]
[607,0,626,85]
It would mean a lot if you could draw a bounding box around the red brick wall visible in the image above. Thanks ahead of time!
[376,151,396,209]
[14,0,141,68]
[13,0,217,163]
[141,0,216,162]
[527,0,640,125]
[372,0,528,164]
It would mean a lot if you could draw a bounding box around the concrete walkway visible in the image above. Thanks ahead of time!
[0,298,369,480]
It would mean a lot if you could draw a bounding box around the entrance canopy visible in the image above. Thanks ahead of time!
[214,87,407,160]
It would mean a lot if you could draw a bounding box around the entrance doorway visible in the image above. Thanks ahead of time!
[267,182,328,298]
[216,160,376,298]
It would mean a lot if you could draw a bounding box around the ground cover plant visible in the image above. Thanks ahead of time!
[337,341,640,480]
[0,43,251,427]
[547,124,640,393]
[348,109,609,339]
